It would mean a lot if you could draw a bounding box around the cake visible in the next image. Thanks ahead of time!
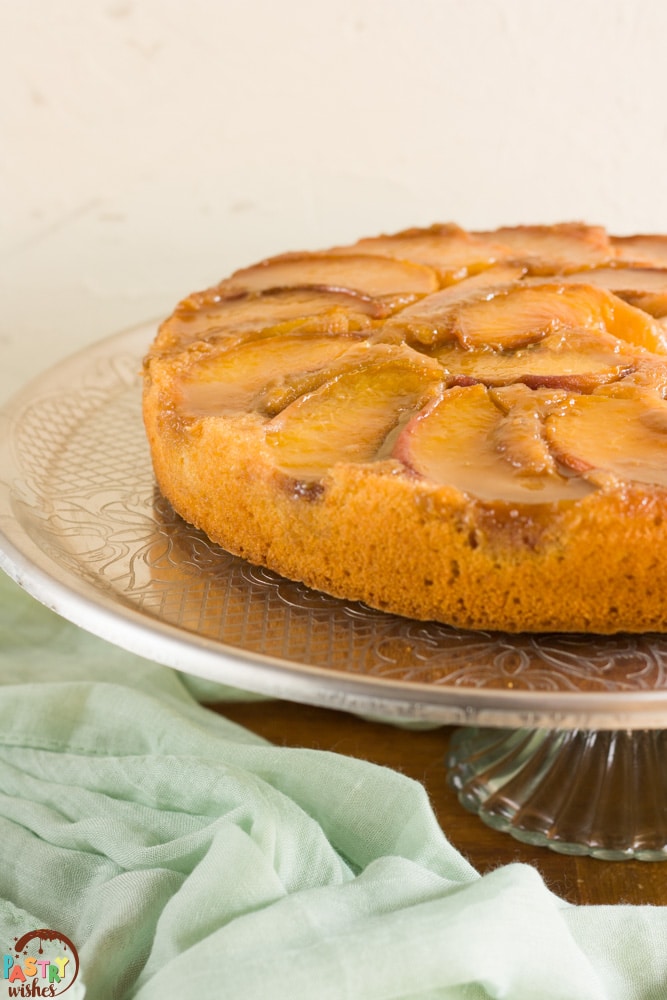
[142,223,667,633]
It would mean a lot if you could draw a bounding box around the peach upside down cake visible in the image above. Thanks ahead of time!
[142,223,667,633]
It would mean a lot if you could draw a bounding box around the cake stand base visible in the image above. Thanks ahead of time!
[446,727,667,860]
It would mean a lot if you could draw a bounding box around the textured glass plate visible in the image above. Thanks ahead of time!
[2,323,667,729]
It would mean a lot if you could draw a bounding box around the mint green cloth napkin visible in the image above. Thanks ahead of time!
[1,570,667,1000]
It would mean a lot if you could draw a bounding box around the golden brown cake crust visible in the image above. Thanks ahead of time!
[142,223,667,634]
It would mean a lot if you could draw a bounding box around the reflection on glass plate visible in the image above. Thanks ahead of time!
[1,324,667,728]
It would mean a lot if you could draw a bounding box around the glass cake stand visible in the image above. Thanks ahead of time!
[2,324,667,860]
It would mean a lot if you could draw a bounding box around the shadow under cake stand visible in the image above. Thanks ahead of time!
[2,323,667,860]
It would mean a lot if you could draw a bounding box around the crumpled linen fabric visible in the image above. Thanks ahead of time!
[1,570,666,1000]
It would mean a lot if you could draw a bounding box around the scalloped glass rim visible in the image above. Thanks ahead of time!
[1,323,667,730]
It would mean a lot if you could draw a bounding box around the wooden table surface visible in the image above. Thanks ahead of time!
[219,699,667,907]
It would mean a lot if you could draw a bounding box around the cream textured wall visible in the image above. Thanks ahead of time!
[1,0,666,400]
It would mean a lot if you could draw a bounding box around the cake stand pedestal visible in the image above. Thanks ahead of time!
[447,727,667,860]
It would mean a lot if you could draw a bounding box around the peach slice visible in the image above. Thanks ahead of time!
[265,347,442,480]
[222,252,439,300]
[612,234,667,267]
[178,334,362,416]
[433,330,636,392]
[394,383,592,503]
[590,358,667,399]
[329,223,507,284]
[258,342,431,417]
[385,276,664,352]
[453,283,667,352]
[488,384,572,476]
[475,223,612,274]
[381,265,526,346]
[563,266,667,318]
[151,287,389,356]
[490,382,571,415]
[545,393,667,487]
